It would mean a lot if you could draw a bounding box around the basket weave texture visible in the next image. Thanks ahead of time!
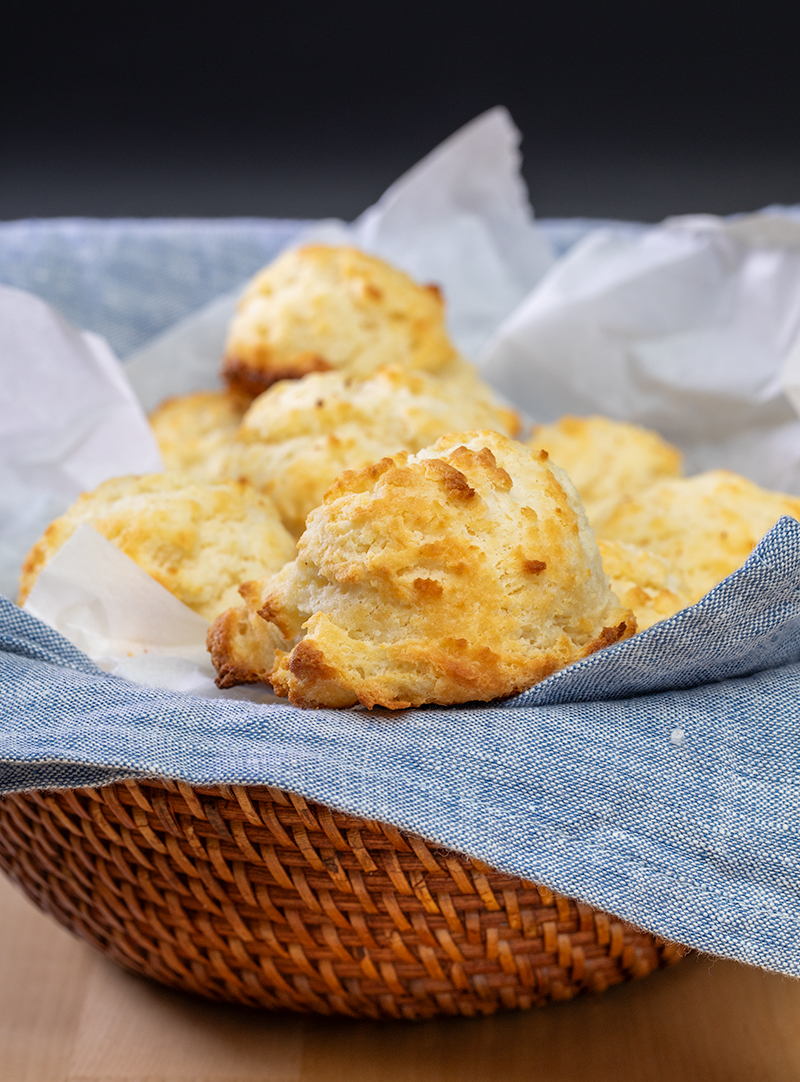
[0,779,683,1020]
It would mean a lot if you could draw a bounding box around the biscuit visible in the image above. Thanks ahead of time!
[598,539,690,630]
[18,474,296,621]
[149,389,247,473]
[529,415,683,528]
[207,580,291,687]
[210,367,521,536]
[598,469,800,603]
[209,430,635,708]
[222,245,459,397]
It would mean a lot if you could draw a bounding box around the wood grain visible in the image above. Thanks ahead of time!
[2,871,800,1082]
[0,873,94,1082]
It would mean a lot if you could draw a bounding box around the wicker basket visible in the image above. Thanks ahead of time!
[0,779,683,1020]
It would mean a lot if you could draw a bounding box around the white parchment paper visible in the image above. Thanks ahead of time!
[24,525,277,701]
[0,285,162,599]
[482,213,800,491]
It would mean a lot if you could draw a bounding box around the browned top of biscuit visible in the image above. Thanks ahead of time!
[222,245,458,397]
[209,430,635,709]
[206,367,520,536]
[598,468,800,603]
[19,473,296,621]
[149,389,247,473]
[529,414,683,528]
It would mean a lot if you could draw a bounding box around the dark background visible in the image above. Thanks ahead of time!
[3,0,800,222]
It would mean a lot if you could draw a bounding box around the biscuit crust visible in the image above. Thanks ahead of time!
[149,389,247,473]
[209,367,522,537]
[530,415,683,528]
[598,469,800,603]
[598,539,690,630]
[209,431,635,709]
[19,474,296,621]
[207,581,291,687]
[222,245,459,397]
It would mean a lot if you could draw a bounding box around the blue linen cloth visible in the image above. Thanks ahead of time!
[3,214,800,978]
[0,216,617,358]
[0,217,308,357]
[2,517,800,976]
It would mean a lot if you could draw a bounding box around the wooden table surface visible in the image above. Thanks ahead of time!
[2,871,799,1082]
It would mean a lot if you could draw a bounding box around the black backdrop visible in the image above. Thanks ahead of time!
[3,0,800,220]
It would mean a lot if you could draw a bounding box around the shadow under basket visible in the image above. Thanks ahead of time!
[0,780,684,1020]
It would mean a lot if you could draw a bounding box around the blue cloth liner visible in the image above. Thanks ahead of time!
[4,213,800,977]
[0,211,793,357]
[0,218,308,357]
[2,518,800,977]
[0,216,627,358]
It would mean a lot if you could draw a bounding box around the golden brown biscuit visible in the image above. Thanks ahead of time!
[213,430,392,540]
[598,469,800,603]
[529,415,683,528]
[207,581,291,687]
[222,245,459,397]
[210,367,521,537]
[598,539,690,631]
[19,474,296,621]
[432,354,522,436]
[149,389,247,473]
[209,430,635,709]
